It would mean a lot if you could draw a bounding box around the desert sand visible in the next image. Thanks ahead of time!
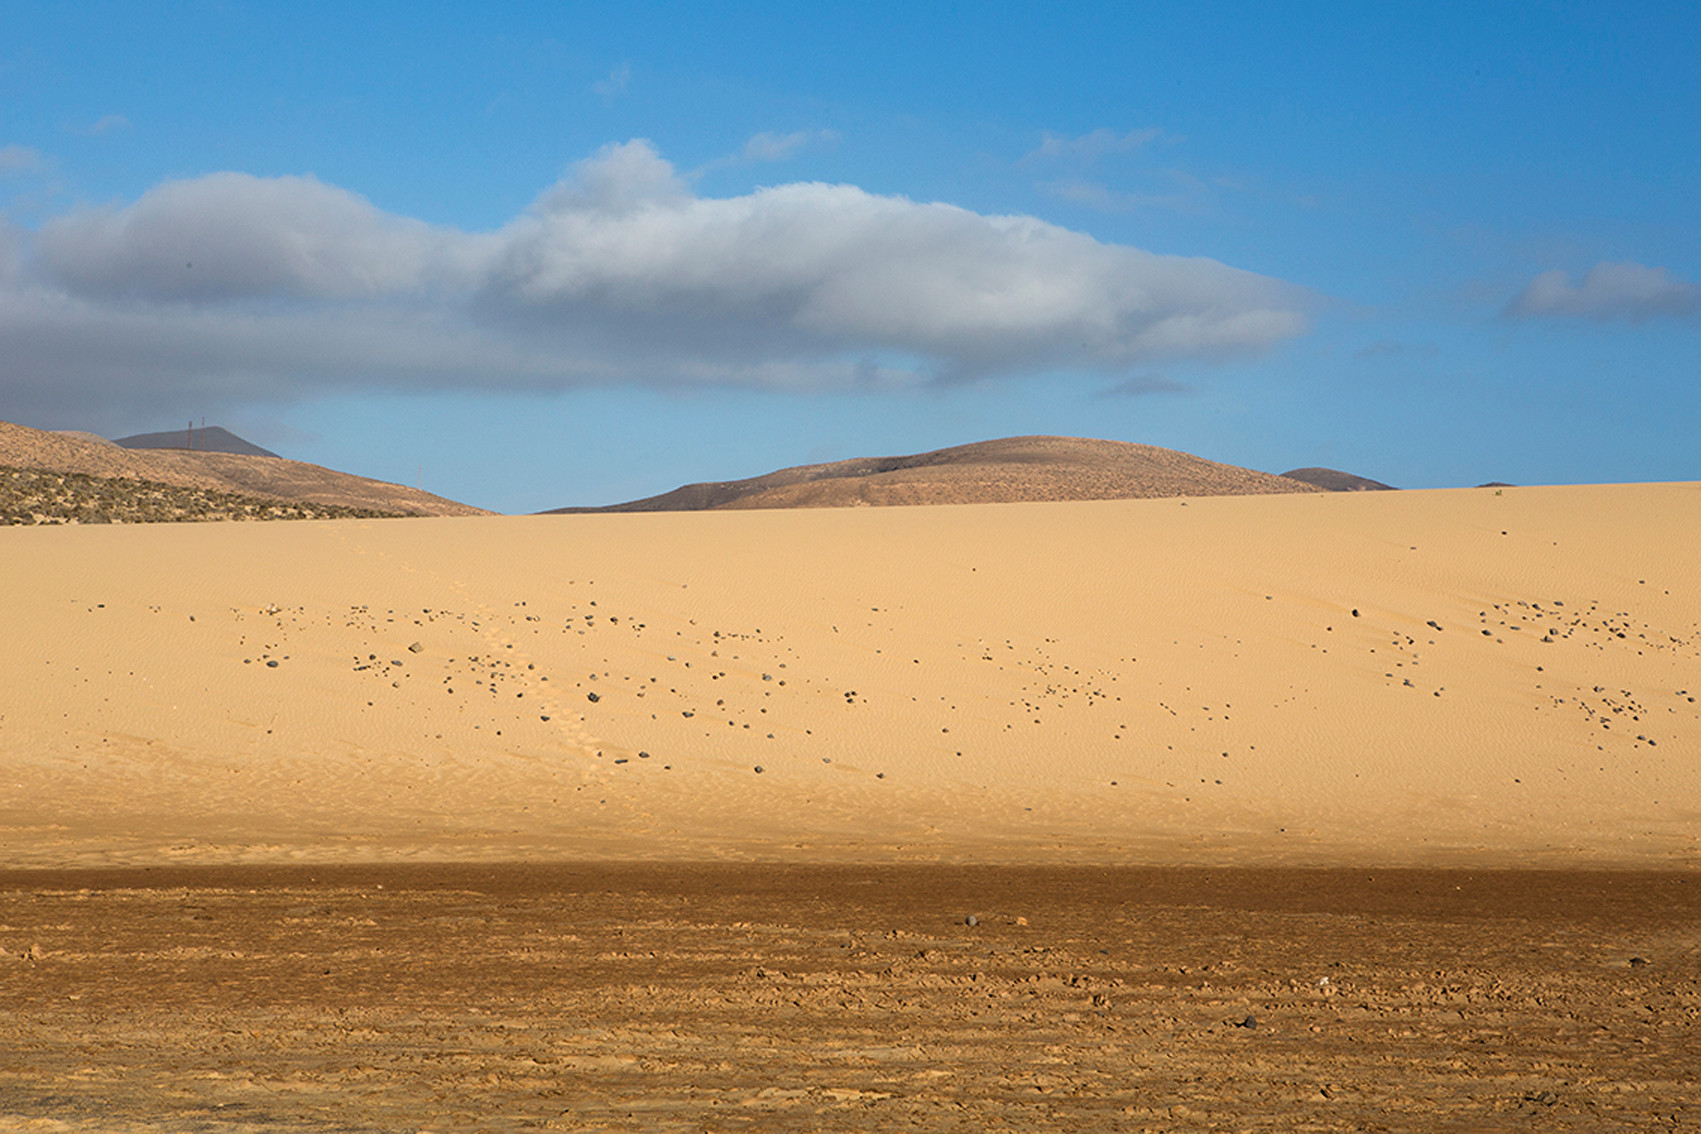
[4,482,1699,1132]
[3,480,1697,869]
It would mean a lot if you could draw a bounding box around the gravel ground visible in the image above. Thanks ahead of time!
[2,864,1696,1132]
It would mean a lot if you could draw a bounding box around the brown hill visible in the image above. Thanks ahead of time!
[116,425,282,458]
[0,420,488,517]
[547,435,1320,513]
[1280,466,1396,492]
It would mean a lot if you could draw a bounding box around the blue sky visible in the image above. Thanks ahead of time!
[2,1,1696,511]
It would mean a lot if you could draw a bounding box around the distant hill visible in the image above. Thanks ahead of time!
[546,435,1322,513]
[1,420,488,518]
[1280,467,1396,492]
[115,425,281,459]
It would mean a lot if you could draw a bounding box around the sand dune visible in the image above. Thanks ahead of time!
[0,420,485,517]
[2,481,1697,869]
[548,435,1318,512]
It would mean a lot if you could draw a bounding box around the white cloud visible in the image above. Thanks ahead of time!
[1022,127,1165,166]
[35,172,480,300]
[0,220,20,282]
[689,129,839,179]
[489,142,1305,371]
[1038,177,1196,214]
[0,139,1312,422]
[0,144,45,174]
[592,63,630,98]
[741,129,837,163]
[73,114,131,137]
[1097,373,1190,397]
[1506,261,1700,322]
[1353,339,1438,360]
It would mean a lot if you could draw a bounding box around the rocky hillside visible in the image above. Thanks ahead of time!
[1,465,405,525]
[0,420,488,517]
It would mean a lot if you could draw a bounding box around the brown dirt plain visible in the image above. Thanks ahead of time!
[2,481,1699,1129]
[2,865,1698,1133]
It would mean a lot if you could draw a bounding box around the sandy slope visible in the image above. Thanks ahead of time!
[2,483,1697,868]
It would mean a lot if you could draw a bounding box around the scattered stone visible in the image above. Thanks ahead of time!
[266,660,279,668]
[753,765,764,774]
[408,641,423,653]
[1628,956,1649,967]
[540,715,550,722]
[1236,1014,1258,1029]
[1523,1090,1558,1106]
[965,915,979,927]
[587,692,600,702]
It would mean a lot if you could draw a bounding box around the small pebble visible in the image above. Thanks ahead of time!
[753,765,764,774]
[965,915,979,927]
